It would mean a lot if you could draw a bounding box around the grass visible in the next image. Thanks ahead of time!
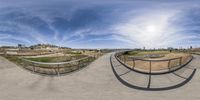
[26,57,59,62]
[25,54,87,62]
[1,53,88,64]
[2,55,22,65]
[1,53,96,75]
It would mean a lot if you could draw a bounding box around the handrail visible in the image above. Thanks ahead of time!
[19,55,95,76]
[115,51,193,75]
[110,54,196,91]
[20,56,92,65]
[127,56,182,62]
[191,52,200,55]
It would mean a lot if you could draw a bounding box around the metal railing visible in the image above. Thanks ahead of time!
[20,56,95,76]
[110,53,196,91]
[115,52,193,75]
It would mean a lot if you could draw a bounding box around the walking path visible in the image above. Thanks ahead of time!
[111,54,196,90]
[0,53,200,100]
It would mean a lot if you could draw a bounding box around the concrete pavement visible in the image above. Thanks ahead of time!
[0,53,200,100]
[111,54,196,90]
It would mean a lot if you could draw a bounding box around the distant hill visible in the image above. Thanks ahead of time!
[30,44,71,50]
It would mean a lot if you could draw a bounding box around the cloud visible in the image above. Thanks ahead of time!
[0,0,200,48]
[111,2,200,48]
[113,10,176,47]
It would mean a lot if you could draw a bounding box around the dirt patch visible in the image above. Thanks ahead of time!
[123,53,192,71]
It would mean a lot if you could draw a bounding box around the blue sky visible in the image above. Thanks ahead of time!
[0,0,200,49]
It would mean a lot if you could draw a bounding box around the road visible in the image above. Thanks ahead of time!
[0,53,200,100]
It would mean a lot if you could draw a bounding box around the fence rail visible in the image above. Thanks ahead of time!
[20,56,95,76]
[115,51,193,75]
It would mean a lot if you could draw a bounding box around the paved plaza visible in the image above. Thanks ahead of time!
[0,53,200,100]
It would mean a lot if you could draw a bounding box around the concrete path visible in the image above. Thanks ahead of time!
[111,54,196,90]
[0,53,200,100]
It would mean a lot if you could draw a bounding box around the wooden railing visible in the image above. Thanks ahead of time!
[20,56,95,76]
[115,52,193,75]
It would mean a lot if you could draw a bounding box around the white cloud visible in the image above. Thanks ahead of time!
[112,9,197,48]
[0,1,200,48]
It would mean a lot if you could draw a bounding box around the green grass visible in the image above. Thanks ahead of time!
[1,54,95,72]
[26,57,58,62]
[25,54,87,62]
[2,55,22,64]
[1,54,88,64]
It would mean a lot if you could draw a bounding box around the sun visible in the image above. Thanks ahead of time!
[146,25,157,33]
[115,14,172,48]
[143,25,161,38]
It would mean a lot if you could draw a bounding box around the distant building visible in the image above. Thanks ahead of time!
[167,47,173,50]
[18,44,26,50]
[190,46,193,49]
[168,47,174,52]
[29,44,61,51]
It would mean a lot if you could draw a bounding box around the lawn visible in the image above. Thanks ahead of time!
[25,54,87,62]
[2,55,23,65]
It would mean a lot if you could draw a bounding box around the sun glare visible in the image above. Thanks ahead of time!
[115,13,176,48]
[146,25,157,33]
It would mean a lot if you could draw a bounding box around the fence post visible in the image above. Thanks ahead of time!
[78,60,80,69]
[149,61,151,74]
[179,57,182,65]
[132,59,135,69]
[168,60,171,70]
[57,64,60,76]
[124,55,126,63]
[32,62,35,72]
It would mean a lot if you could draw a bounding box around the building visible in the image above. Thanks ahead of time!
[30,44,60,51]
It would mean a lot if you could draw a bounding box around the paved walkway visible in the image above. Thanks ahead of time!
[0,53,200,100]
[111,54,196,90]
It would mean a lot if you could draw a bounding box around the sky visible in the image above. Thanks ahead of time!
[0,0,200,49]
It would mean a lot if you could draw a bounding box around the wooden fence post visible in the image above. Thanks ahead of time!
[124,55,126,63]
[132,59,135,69]
[168,60,171,70]
[32,63,35,72]
[57,64,60,76]
[149,61,152,74]
[179,57,182,65]
[78,61,80,69]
